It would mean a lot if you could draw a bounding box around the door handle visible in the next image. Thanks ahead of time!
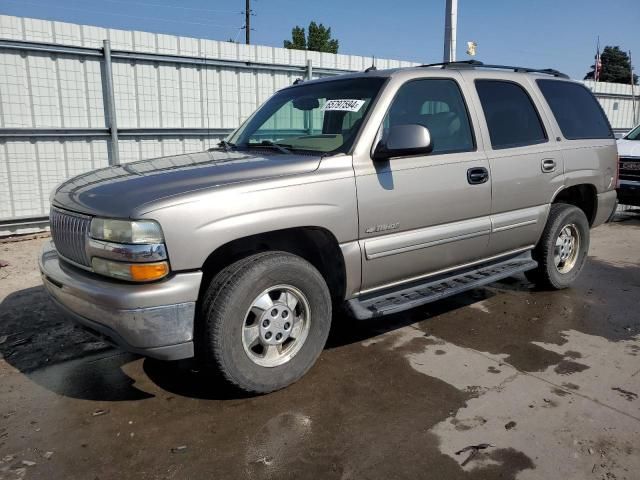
[467,167,489,185]
[541,158,557,173]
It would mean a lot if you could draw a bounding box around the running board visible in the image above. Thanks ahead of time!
[346,252,537,320]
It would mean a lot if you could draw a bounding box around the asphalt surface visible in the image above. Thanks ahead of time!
[0,213,639,480]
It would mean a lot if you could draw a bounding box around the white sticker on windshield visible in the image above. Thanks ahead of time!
[322,99,365,112]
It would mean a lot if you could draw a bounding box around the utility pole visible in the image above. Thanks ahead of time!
[245,0,251,44]
[630,50,637,125]
[443,0,457,62]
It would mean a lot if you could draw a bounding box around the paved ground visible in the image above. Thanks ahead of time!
[0,213,639,480]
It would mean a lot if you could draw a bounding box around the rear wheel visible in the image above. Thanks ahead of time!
[525,204,590,289]
[200,251,332,394]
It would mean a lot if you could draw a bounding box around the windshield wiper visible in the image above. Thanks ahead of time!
[246,140,292,154]
[209,139,236,152]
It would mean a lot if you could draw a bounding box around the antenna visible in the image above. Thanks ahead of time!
[364,56,377,72]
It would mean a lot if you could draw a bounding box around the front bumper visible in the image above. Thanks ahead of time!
[39,241,202,360]
[617,181,640,207]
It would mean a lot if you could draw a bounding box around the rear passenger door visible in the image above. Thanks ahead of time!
[469,75,565,256]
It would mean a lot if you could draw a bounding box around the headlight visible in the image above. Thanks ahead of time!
[90,218,164,244]
[89,218,169,282]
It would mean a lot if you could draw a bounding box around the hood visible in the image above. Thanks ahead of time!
[52,149,322,217]
[617,138,640,158]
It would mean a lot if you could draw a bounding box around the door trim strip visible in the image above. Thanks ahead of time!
[364,217,491,260]
[365,228,490,260]
[492,219,537,233]
[358,245,535,296]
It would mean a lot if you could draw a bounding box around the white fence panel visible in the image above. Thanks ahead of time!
[2,14,637,234]
[1,14,420,232]
[584,80,639,132]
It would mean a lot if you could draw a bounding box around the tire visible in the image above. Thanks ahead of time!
[525,204,590,289]
[200,251,332,394]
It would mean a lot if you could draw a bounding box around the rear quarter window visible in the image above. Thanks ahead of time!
[536,80,613,140]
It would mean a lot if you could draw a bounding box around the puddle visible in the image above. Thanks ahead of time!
[375,326,640,479]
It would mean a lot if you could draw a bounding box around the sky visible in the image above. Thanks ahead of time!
[1,0,639,80]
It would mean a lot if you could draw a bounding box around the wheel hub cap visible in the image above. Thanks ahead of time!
[258,305,293,345]
[554,224,580,274]
[242,285,311,368]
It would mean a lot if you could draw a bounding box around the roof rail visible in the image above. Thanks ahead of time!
[420,60,483,69]
[419,60,569,79]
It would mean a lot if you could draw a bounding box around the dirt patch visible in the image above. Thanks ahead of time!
[562,382,580,390]
[451,416,487,431]
[552,388,571,397]
[611,387,638,402]
[564,350,582,359]
[553,360,590,376]
[0,238,110,372]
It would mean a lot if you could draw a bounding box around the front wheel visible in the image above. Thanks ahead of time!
[525,204,590,289]
[200,252,332,394]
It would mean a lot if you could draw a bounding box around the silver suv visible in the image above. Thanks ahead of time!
[40,61,618,393]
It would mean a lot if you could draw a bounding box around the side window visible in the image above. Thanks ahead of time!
[383,79,475,154]
[536,80,613,140]
[475,80,547,149]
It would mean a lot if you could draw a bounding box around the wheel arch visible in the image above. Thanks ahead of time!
[551,183,598,226]
[198,226,348,306]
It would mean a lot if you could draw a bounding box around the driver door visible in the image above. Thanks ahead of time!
[354,76,492,292]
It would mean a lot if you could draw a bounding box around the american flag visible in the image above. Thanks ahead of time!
[595,38,602,82]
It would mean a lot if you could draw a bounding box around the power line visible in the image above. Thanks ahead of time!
[3,0,235,29]
[99,0,238,15]
[233,26,244,43]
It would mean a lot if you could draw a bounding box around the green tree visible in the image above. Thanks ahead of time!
[585,46,638,84]
[283,26,306,50]
[283,22,339,53]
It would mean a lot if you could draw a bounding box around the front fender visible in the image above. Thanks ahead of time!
[142,158,358,272]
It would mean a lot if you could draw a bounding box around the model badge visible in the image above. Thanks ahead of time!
[365,223,399,234]
[621,162,640,171]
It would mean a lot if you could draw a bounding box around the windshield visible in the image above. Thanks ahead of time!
[624,124,640,140]
[228,77,386,154]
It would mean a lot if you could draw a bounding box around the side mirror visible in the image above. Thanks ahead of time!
[373,124,433,160]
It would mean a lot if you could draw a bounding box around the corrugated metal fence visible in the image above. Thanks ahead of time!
[0,15,638,235]
[0,15,417,234]
[584,80,639,134]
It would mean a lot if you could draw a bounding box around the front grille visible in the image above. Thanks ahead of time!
[619,156,640,182]
[50,207,92,267]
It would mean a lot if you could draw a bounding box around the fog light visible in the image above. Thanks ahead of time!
[92,258,169,282]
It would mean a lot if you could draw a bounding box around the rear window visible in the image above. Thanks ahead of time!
[475,80,547,149]
[536,80,613,140]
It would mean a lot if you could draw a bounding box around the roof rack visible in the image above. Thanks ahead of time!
[419,60,569,79]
